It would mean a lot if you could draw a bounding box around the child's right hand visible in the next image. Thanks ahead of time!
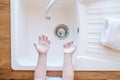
[64,40,76,55]
[34,35,51,55]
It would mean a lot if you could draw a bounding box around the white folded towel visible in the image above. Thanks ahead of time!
[100,18,120,51]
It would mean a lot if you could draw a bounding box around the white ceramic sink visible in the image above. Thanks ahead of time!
[11,0,120,70]
[11,0,81,70]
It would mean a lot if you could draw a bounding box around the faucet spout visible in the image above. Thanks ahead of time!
[45,0,57,20]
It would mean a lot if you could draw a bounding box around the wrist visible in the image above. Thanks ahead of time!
[64,53,73,56]
[38,53,47,57]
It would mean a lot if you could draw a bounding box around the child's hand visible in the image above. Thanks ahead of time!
[64,40,76,55]
[34,35,51,55]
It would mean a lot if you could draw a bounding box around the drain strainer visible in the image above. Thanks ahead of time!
[55,24,69,40]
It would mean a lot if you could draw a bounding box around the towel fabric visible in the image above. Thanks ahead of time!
[101,18,120,51]
[46,77,62,80]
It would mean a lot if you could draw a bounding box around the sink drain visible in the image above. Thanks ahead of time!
[55,24,69,40]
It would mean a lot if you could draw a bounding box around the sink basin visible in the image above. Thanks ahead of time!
[11,0,80,70]
[11,0,120,70]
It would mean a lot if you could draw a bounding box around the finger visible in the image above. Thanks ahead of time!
[42,34,45,40]
[34,42,40,52]
[66,40,71,44]
[67,40,72,45]
[46,36,48,40]
[69,40,73,45]
[46,35,50,44]
[40,34,44,40]
[64,40,69,47]
[64,41,69,47]
[39,36,42,41]
[64,44,66,48]
[39,35,42,44]
[34,41,37,49]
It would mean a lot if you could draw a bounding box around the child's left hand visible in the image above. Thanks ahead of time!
[34,35,51,55]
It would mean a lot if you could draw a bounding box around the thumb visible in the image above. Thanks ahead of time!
[34,41,37,49]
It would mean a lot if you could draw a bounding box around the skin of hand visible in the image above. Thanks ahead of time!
[64,40,76,55]
[34,35,51,55]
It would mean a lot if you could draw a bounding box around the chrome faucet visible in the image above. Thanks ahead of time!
[45,0,57,20]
